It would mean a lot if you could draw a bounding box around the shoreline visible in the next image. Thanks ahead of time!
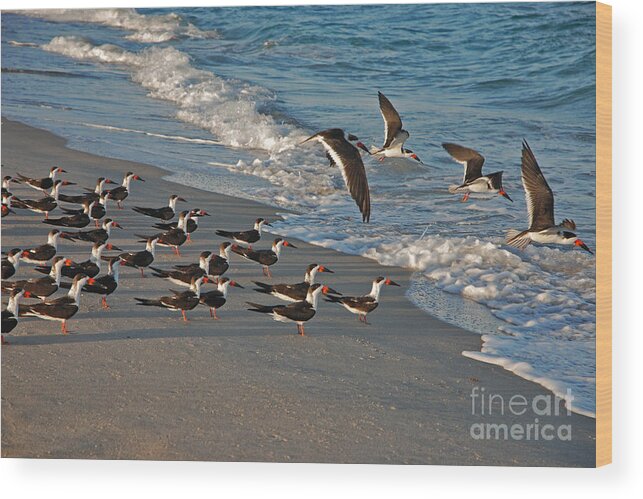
[1,118,595,465]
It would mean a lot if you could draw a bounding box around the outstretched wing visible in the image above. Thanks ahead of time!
[378,92,405,149]
[442,143,485,184]
[521,140,555,231]
[313,130,371,223]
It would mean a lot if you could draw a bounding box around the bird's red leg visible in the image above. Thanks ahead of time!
[1,335,8,345]
[209,307,214,318]
[95,220,100,228]
[61,321,68,334]
[140,267,145,278]
[378,156,385,162]
[186,233,191,243]
[45,212,49,220]
[101,296,110,309]
[212,308,219,320]
[461,193,470,202]
[181,309,188,322]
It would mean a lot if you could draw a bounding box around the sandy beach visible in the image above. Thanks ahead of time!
[1,118,595,465]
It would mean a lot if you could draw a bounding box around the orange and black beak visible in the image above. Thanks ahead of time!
[65,259,73,267]
[134,175,145,182]
[318,265,334,273]
[62,180,76,186]
[203,276,210,283]
[24,291,33,298]
[385,278,400,287]
[410,153,421,162]
[230,281,244,289]
[499,189,513,202]
[112,221,123,229]
[177,197,187,203]
[574,239,593,255]
[106,243,123,252]
[87,277,97,285]
[105,178,117,185]
[356,141,371,154]
[283,240,297,248]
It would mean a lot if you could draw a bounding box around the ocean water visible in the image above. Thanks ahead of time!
[1,3,596,416]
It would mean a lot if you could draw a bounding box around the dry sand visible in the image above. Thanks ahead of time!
[1,118,595,465]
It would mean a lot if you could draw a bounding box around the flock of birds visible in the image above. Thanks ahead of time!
[1,90,594,342]
[1,167,400,343]
[301,92,593,256]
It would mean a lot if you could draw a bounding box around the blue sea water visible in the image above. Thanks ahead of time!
[1,3,596,416]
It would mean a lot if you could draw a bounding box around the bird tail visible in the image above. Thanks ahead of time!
[505,229,532,250]
[41,219,61,226]
[134,297,163,307]
[246,302,276,314]
[60,207,81,215]
[448,184,465,194]
[252,281,273,294]
[153,222,173,230]
[14,173,28,183]
[324,295,344,303]
[58,281,72,290]
[33,266,51,275]
[132,207,152,217]
[149,266,170,278]
[215,229,233,239]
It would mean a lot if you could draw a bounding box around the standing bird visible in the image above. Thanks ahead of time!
[133,194,186,221]
[505,141,593,254]
[21,229,71,264]
[137,211,190,256]
[2,288,32,344]
[232,238,296,277]
[153,208,209,242]
[64,218,122,245]
[2,248,22,279]
[60,191,111,227]
[2,175,18,195]
[215,218,271,247]
[58,176,117,204]
[247,283,334,336]
[36,241,121,279]
[442,143,512,202]
[134,275,209,322]
[20,274,95,334]
[60,257,121,309]
[301,128,371,222]
[3,256,71,300]
[371,91,421,163]
[43,199,95,228]
[103,171,144,209]
[199,277,244,319]
[325,276,400,324]
[15,166,66,193]
[173,242,233,279]
[116,237,158,277]
[252,263,336,302]
[10,179,75,219]
[149,250,213,287]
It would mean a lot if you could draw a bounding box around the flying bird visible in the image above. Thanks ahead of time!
[371,92,421,163]
[301,128,371,222]
[505,141,592,254]
[442,143,512,202]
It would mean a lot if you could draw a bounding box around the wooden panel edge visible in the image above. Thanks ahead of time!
[595,0,612,468]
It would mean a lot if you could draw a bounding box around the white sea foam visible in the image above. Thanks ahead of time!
[16,9,218,43]
[42,36,304,152]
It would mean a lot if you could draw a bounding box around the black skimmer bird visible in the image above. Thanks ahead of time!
[442,143,512,202]
[301,128,371,222]
[199,277,244,319]
[505,141,593,254]
[173,242,233,279]
[232,238,296,277]
[154,208,209,242]
[60,257,121,309]
[2,248,22,279]
[371,91,421,163]
[36,242,121,279]
[64,218,122,245]
[116,236,158,277]
[58,176,117,204]
[60,192,110,227]
[103,171,144,209]
[326,276,400,324]
[20,229,71,264]
[1,200,15,218]
[2,288,32,344]
[137,210,190,256]
[20,273,95,334]
[150,250,213,287]
[3,256,71,300]
[15,166,66,193]
[247,283,333,336]
[2,175,18,195]
[135,275,209,322]
[215,218,271,247]
[133,194,186,221]
[252,263,336,302]
[10,179,74,219]
[43,199,95,228]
